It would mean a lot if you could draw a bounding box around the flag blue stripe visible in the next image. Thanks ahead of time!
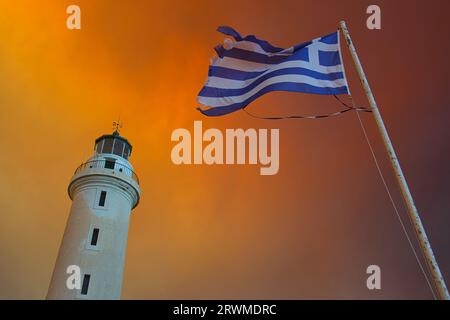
[198,104,244,116]
[239,35,285,53]
[318,32,338,44]
[216,46,310,65]
[209,65,344,81]
[208,66,266,80]
[217,26,242,41]
[199,82,349,116]
[318,51,341,66]
[293,41,313,51]
[200,67,345,97]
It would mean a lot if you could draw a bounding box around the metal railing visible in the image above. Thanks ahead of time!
[74,159,139,185]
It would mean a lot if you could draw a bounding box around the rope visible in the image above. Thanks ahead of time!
[242,95,371,120]
[241,94,438,298]
[349,94,438,299]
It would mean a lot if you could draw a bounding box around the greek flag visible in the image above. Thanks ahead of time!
[197,26,349,116]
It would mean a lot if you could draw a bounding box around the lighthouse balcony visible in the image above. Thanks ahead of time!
[73,159,140,185]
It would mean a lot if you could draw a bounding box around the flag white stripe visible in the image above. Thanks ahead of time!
[199,74,347,107]
[214,57,343,74]
[206,70,342,89]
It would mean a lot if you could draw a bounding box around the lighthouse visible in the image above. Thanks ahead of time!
[47,127,140,299]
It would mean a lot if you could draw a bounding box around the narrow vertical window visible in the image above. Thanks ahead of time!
[81,274,90,295]
[98,191,107,207]
[91,228,99,246]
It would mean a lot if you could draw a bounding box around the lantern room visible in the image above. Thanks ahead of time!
[94,130,132,160]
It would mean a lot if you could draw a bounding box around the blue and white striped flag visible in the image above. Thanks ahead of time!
[197,26,349,116]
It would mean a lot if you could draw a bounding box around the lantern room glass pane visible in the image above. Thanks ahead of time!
[102,138,114,154]
[95,142,101,154]
[123,144,130,160]
[113,139,124,156]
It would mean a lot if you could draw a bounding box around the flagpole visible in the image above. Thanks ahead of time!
[338,20,449,300]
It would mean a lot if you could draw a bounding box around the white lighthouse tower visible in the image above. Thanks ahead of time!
[47,126,140,299]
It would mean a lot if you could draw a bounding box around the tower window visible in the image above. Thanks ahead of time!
[104,159,115,169]
[98,191,107,207]
[91,228,100,246]
[81,274,91,295]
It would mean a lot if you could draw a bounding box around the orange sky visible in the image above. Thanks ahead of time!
[1,0,450,299]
